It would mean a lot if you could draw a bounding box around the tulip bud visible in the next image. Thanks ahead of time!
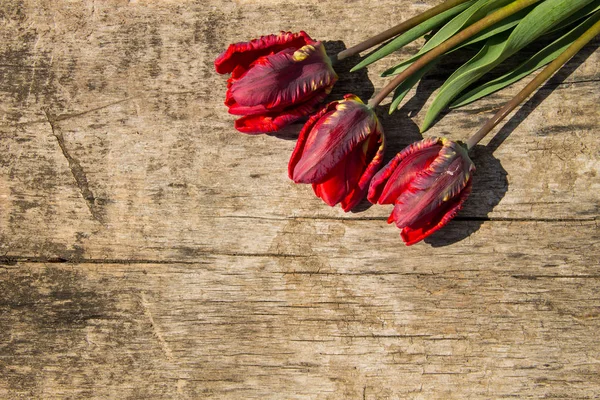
[289,94,385,211]
[368,137,475,245]
[215,31,338,134]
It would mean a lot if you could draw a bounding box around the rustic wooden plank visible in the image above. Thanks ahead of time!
[1,207,599,265]
[2,220,600,399]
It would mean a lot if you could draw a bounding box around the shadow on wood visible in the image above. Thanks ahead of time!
[488,38,600,153]
[324,40,375,103]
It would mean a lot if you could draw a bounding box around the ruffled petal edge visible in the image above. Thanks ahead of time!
[288,100,339,176]
[290,95,376,184]
[215,31,314,75]
[400,178,473,246]
[225,42,337,116]
[340,123,385,212]
[367,137,442,204]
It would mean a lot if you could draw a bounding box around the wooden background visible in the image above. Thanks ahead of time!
[1,0,599,398]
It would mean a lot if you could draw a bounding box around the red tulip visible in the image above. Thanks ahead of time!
[289,94,385,211]
[214,31,338,134]
[368,137,475,245]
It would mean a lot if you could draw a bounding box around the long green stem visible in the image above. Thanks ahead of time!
[367,0,543,108]
[465,17,600,150]
[335,0,473,61]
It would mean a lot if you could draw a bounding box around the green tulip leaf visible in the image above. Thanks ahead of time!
[382,0,516,77]
[383,4,536,84]
[418,31,511,124]
[420,0,596,132]
[389,60,440,114]
[451,9,600,108]
[544,1,600,35]
[454,4,535,50]
[350,0,476,72]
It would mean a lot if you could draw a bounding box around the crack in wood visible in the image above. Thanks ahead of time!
[140,293,174,361]
[511,274,600,280]
[453,216,598,222]
[557,78,600,85]
[5,92,198,128]
[201,215,597,223]
[0,253,307,266]
[53,97,134,122]
[44,110,103,223]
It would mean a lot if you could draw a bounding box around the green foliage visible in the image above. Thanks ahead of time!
[386,5,537,115]
[420,0,596,132]
[451,9,600,108]
[389,61,439,114]
[351,1,476,72]
[353,0,600,131]
[381,0,516,77]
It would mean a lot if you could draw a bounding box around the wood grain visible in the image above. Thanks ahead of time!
[1,0,599,398]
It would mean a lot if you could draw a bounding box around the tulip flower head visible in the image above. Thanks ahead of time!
[289,94,385,212]
[215,31,338,134]
[368,137,475,245]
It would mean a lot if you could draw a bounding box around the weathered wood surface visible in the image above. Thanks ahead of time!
[1,0,599,398]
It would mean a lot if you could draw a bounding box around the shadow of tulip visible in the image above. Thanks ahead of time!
[324,40,376,102]
[487,38,600,153]
[268,123,304,141]
[375,107,424,161]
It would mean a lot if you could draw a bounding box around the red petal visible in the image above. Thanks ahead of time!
[226,42,337,115]
[384,139,475,246]
[291,95,377,184]
[368,137,442,204]
[214,31,314,75]
[391,153,472,230]
[312,181,337,207]
[234,87,331,134]
[400,178,473,246]
[288,102,337,178]
[311,138,367,207]
[340,124,385,211]
[378,145,441,204]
